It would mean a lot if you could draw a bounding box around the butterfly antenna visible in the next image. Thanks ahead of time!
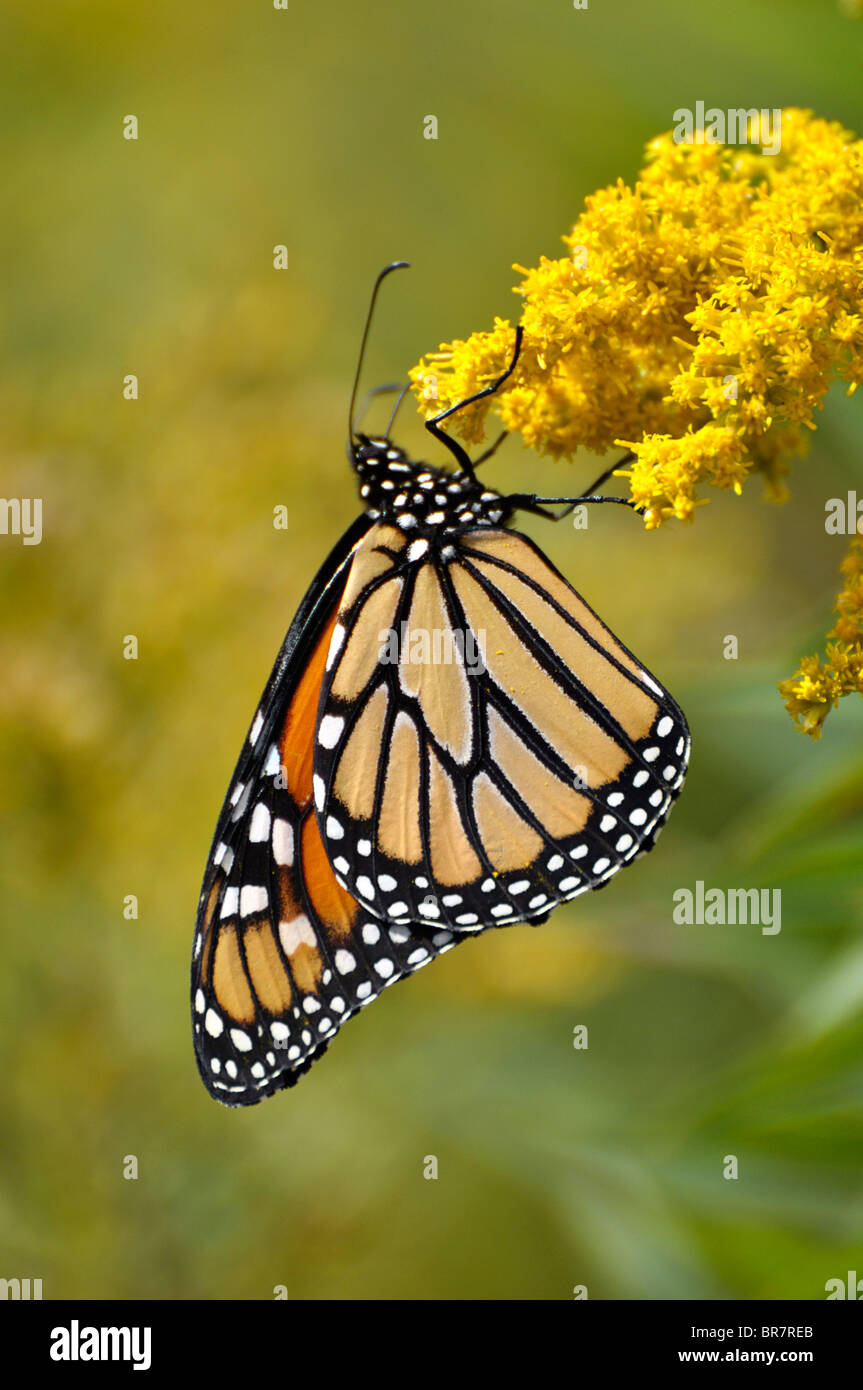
[348,261,410,447]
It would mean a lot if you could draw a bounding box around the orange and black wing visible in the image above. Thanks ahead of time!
[191,517,461,1106]
[313,525,690,934]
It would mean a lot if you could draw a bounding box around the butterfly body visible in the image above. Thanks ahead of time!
[353,433,513,536]
[191,269,690,1105]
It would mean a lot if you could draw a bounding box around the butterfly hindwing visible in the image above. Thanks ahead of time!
[313,525,690,935]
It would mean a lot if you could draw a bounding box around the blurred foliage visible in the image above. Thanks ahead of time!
[1,0,862,1300]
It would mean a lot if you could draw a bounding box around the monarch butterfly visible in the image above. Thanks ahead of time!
[192,263,690,1105]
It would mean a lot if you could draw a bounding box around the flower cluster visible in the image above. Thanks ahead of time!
[411,109,863,531]
[411,110,863,734]
[779,537,863,737]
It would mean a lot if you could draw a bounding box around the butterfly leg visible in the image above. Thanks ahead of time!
[354,382,402,432]
[472,429,509,467]
[506,450,639,518]
[424,326,524,479]
[508,493,641,520]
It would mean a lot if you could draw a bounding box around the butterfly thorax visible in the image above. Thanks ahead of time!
[351,434,511,535]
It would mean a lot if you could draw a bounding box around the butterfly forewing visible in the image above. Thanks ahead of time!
[313,526,690,934]
[191,517,462,1106]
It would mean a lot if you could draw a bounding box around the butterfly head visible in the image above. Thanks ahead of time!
[345,264,518,537]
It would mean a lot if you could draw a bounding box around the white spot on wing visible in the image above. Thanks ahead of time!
[272,817,294,866]
[240,884,268,916]
[326,623,346,672]
[640,670,664,696]
[318,714,345,749]
[279,915,316,954]
[205,1008,223,1037]
[249,802,271,842]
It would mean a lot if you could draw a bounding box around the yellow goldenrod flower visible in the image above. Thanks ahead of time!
[411,109,863,524]
[411,109,863,736]
[780,537,863,737]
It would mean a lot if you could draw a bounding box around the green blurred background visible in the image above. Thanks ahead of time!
[2,0,863,1300]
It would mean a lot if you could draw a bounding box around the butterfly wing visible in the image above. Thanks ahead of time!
[191,516,459,1106]
[313,525,690,934]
